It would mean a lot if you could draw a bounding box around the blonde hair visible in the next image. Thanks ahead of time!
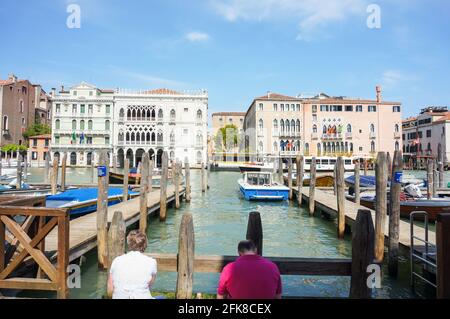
[127,230,148,253]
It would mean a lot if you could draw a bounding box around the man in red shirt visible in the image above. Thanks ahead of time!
[217,240,282,299]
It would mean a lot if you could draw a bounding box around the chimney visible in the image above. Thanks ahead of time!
[61,85,65,92]
[267,91,271,99]
[376,85,382,103]
[51,88,56,96]
[8,74,17,83]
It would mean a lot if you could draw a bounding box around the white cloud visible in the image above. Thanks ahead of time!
[210,0,367,40]
[381,69,418,89]
[185,32,211,42]
[107,66,187,88]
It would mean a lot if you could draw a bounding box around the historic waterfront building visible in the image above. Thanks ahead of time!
[244,86,403,159]
[113,88,208,168]
[50,84,208,167]
[210,112,246,161]
[402,106,449,167]
[50,82,115,166]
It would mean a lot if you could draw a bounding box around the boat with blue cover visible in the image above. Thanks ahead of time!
[238,172,289,201]
[46,187,139,217]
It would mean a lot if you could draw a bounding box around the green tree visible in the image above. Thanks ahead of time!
[22,123,51,140]
[215,124,239,152]
[1,144,27,153]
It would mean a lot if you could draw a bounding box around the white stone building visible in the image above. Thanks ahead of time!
[113,88,208,168]
[51,83,114,166]
[50,84,208,168]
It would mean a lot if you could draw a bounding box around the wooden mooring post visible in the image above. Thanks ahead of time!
[159,151,168,221]
[288,159,293,200]
[107,211,126,269]
[16,153,23,189]
[354,160,360,205]
[438,147,445,188]
[363,159,368,176]
[185,158,191,202]
[176,213,195,299]
[148,160,154,193]
[246,212,263,256]
[123,158,129,202]
[433,159,438,198]
[23,154,28,181]
[97,152,109,269]
[201,162,207,193]
[333,165,337,196]
[436,213,450,299]
[139,153,150,233]
[44,152,50,183]
[427,158,434,200]
[61,153,67,192]
[309,157,317,216]
[51,156,59,195]
[296,155,304,206]
[278,157,283,184]
[174,161,181,209]
[349,209,375,299]
[388,150,402,277]
[374,152,388,263]
[336,157,345,239]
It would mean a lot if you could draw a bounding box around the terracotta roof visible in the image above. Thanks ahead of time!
[255,92,299,101]
[302,98,401,105]
[143,88,181,95]
[212,112,246,117]
[402,117,417,122]
[434,112,450,123]
[29,134,51,139]
[0,79,27,86]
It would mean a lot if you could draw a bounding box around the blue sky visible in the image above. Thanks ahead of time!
[0,0,449,118]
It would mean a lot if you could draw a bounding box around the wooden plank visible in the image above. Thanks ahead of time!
[375,152,388,263]
[350,209,375,299]
[96,152,109,269]
[246,212,263,256]
[139,153,150,233]
[185,158,191,202]
[176,213,195,299]
[0,278,58,291]
[336,157,345,239]
[388,150,402,277]
[107,211,126,269]
[0,206,66,218]
[61,153,67,192]
[436,214,450,299]
[309,157,317,216]
[159,151,168,221]
[354,161,360,205]
[123,158,129,202]
[57,213,69,299]
[0,216,57,282]
[145,253,352,276]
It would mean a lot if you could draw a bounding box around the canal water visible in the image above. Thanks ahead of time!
[21,168,443,299]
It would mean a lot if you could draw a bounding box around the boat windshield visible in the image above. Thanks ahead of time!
[247,173,271,186]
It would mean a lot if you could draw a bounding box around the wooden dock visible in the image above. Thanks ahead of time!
[294,187,436,251]
[45,185,185,263]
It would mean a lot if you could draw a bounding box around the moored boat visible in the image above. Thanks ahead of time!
[283,173,334,187]
[239,163,274,173]
[238,172,289,201]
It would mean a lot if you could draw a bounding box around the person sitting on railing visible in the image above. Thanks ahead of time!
[107,230,157,299]
[217,240,282,299]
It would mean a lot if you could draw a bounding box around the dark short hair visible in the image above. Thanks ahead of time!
[127,230,148,253]
[238,240,257,253]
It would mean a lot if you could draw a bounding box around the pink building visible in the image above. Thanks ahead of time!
[244,86,402,159]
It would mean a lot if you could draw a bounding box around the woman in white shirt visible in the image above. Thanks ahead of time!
[107,230,157,299]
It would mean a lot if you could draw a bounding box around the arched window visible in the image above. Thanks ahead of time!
[323,125,327,134]
[72,120,77,130]
[151,132,156,143]
[131,132,135,142]
[296,120,300,132]
[196,151,202,164]
[105,120,110,130]
[158,109,163,119]
[55,119,60,130]
[370,124,375,133]
[259,119,264,130]
[273,119,278,131]
[273,142,278,152]
[151,109,156,119]
[317,143,321,155]
[157,131,163,142]
[136,132,141,143]
[19,100,24,113]
[313,125,317,133]
[170,109,176,120]
[119,109,125,118]
[371,141,376,152]
[427,143,431,152]
[197,110,202,120]
[394,124,399,132]
[171,131,175,143]
[258,141,263,152]
[280,120,285,132]
[285,120,290,132]
[127,109,131,120]
[146,132,151,143]
[126,132,130,142]
[395,141,400,151]
[70,152,77,166]
[291,120,295,132]
[132,109,136,120]
[350,143,354,152]
[347,124,352,133]
[196,132,202,145]
[304,143,309,155]
[80,120,85,130]
[88,120,93,130]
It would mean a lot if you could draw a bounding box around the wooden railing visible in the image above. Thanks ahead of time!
[0,206,70,299]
